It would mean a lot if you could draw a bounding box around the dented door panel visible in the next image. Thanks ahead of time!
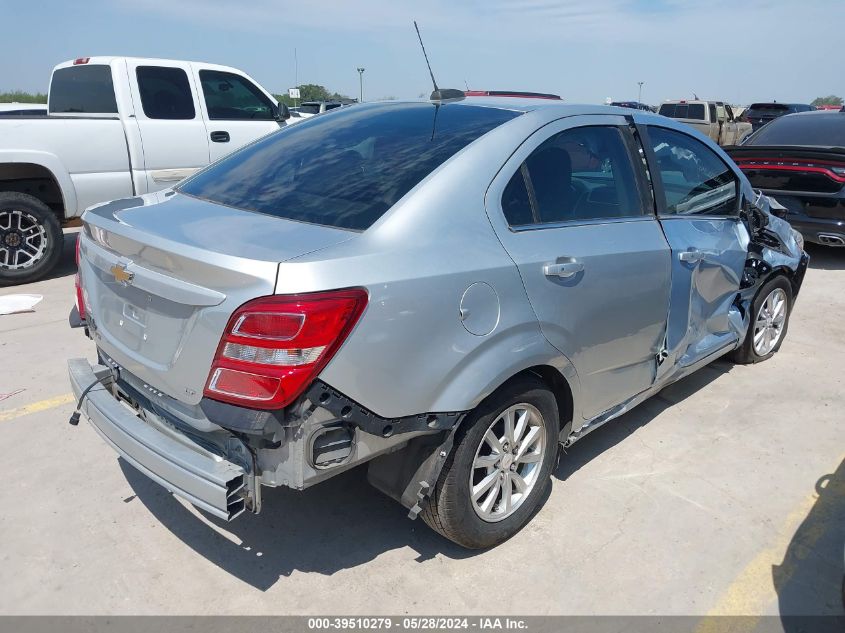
[659,217,748,373]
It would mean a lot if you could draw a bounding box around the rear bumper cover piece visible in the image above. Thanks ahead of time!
[68,357,249,520]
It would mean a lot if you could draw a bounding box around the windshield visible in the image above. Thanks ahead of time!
[746,104,791,117]
[746,113,845,147]
[179,102,521,230]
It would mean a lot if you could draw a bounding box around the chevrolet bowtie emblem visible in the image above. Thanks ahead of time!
[110,263,134,285]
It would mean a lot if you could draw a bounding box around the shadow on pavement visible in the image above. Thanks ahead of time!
[120,457,474,591]
[40,228,79,282]
[806,244,845,272]
[774,458,845,624]
[122,360,736,590]
[555,360,733,482]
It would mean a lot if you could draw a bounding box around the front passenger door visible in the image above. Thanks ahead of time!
[642,124,748,373]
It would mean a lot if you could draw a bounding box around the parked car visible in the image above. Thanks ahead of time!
[658,99,753,146]
[727,110,845,246]
[298,100,356,115]
[0,56,291,286]
[0,103,47,116]
[741,102,814,131]
[610,101,653,112]
[68,98,807,549]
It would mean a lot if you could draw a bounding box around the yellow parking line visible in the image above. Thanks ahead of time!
[0,393,75,422]
[696,452,845,632]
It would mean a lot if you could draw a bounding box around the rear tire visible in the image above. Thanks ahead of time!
[0,192,64,286]
[730,276,793,364]
[421,376,559,549]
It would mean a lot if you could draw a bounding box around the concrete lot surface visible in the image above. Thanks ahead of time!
[0,229,843,617]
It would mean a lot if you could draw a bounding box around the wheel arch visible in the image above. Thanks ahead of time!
[0,153,76,221]
[489,365,575,441]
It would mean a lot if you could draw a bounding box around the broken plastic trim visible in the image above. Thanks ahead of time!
[301,380,465,438]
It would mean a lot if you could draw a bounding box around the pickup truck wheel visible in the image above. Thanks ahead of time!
[0,192,63,286]
[421,376,558,549]
[730,276,793,364]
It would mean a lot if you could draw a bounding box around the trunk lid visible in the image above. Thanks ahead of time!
[727,146,845,195]
[79,192,355,406]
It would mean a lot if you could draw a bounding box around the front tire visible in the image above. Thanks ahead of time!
[421,376,559,549]
[0,192,64,286]
[731,276,793,364]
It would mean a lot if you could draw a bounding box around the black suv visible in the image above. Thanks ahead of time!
[742,103,814,131]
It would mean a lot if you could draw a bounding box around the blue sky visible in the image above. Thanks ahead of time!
[2,0,841,105]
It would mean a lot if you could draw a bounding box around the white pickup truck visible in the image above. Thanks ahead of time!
[0,56,292,285]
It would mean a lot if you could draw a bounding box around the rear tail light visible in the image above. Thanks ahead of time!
[204,288,368,409]
[74,235,86,321]
[73,57,90,65]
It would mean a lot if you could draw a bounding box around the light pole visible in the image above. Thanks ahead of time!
[357,67,365,103]
[638,81,644,105]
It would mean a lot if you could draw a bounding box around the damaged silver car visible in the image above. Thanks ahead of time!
[68,99,808,549]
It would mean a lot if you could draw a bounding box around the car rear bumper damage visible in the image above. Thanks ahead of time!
[68,357,252,521]
[68,353,466,522]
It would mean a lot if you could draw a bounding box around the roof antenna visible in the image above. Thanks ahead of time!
[414,21,464,102]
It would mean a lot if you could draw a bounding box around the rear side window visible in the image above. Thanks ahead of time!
[136,66,195,120]
[502,126,643,226]
[49,65,117,114]
[200,70,274,121]
[179,102,520,230]
[648,126,738,216]
[746,114,845,146]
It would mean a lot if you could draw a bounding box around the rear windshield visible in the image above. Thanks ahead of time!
[49,65,118,114]
[658,103,706,120]
[179,102,521,230]
[747,103,791,114]
[746,113,845,147]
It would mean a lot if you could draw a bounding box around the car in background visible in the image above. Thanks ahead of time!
[69,98,806,549]
[727,111,845,246]
[0,103,47,116]
[741,103,814,131]
[610,101,653,112]
[658,99,752,146]
[815,104,843,111]
[298,100,357,115]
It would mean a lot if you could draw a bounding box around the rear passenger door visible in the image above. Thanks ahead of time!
[125,61,211,192]
[195,68,281,163]
[639,123,748,373]
[486,116,671,422]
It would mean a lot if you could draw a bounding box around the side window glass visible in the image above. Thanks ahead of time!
[648,126,738,216]
[199,70,273,121]
[709,104,717,122]
[502,167,534,226]
[501,126,642,227]
[136,66,195,120]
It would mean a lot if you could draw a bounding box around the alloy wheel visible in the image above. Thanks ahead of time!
[0,209,48,271]
[470,403,546,522]
[753,287,787,356]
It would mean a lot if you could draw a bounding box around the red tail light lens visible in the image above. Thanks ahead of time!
[204,288,368,409]
[74,235,86,321]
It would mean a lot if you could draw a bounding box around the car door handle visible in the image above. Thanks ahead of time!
[210,131,230,143]
[543,262,584,278]
[679,249,703,263]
